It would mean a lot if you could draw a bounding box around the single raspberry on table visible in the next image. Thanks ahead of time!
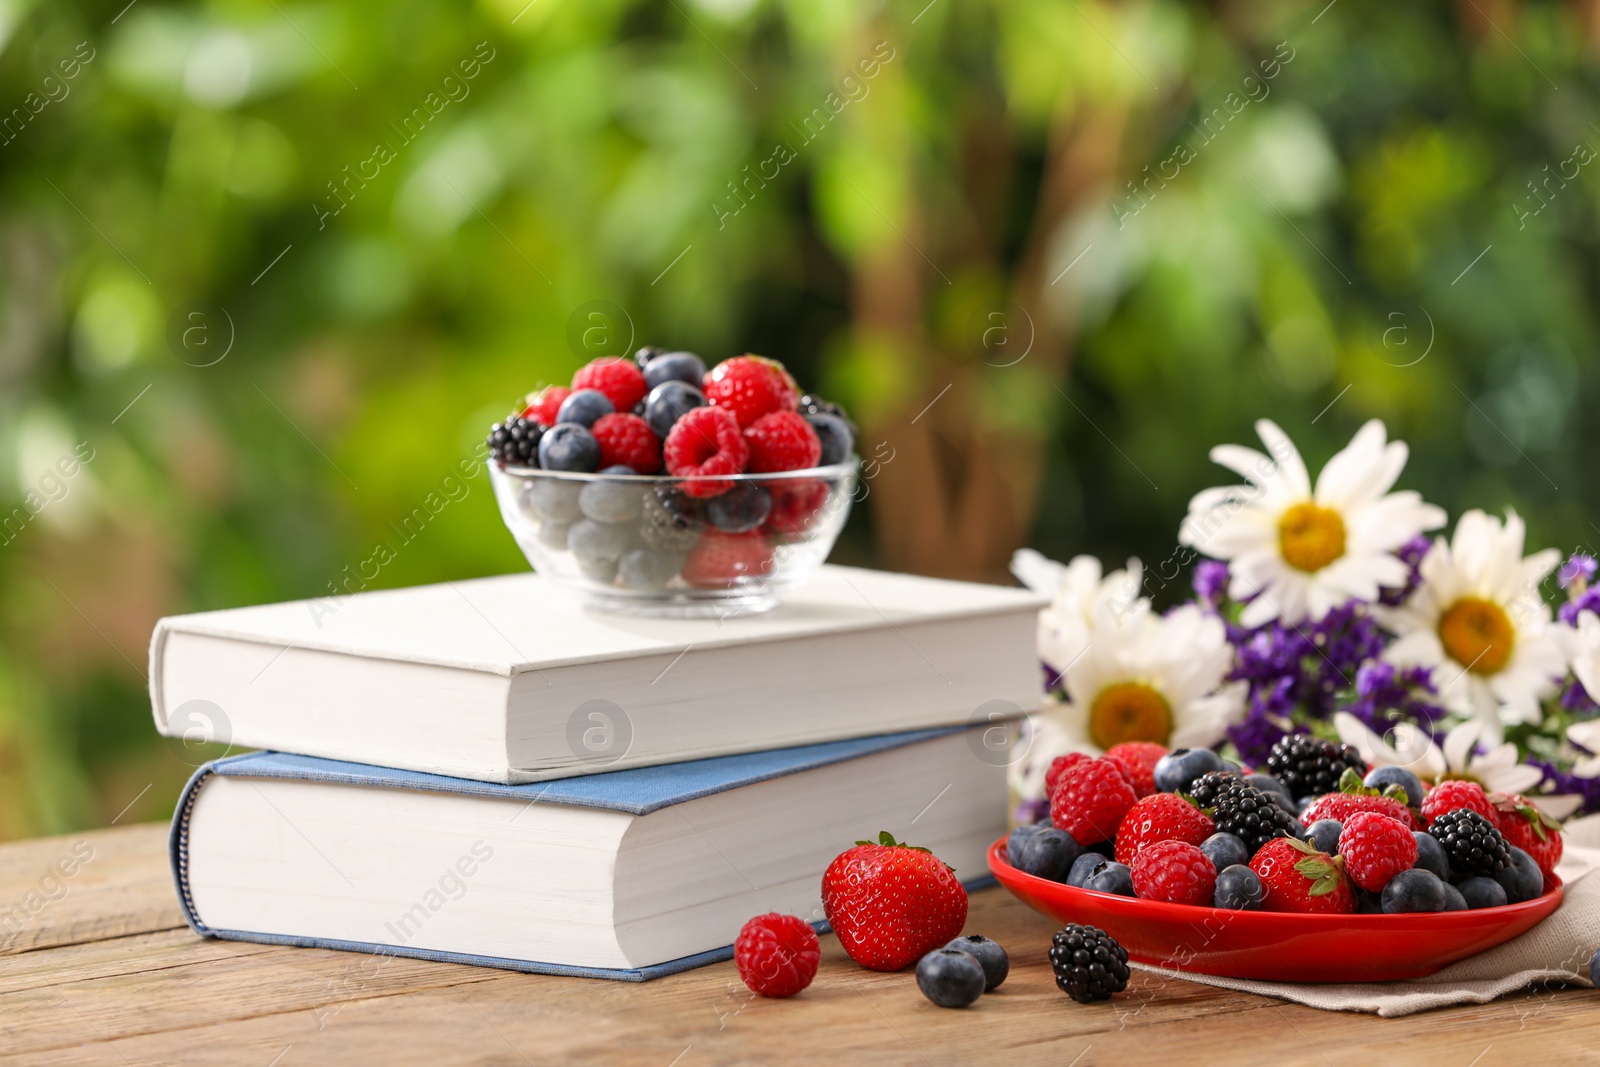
[1338,811,1417,892]
[821,831,967,972]
[682,530,773,587]
[1130,840,1216,906]
[1104,742,1168,798]
[1420,780,1497,829]
[1044,752,1094,798]
[522,385,571,427]
[1114,793,1215,866]
[573,357,648,414]
[1493,793,1564,878]
[590,413,661,473]
[663,406,749,498]
[744,411,821,473]
[1051,757,1138,846]
[765,478,830,537]
[1249,837,1355,914]
[735,913,821,998]
[704,355,799,427]
[1300,790,1418,831]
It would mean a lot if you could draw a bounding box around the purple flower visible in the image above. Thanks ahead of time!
[1560,675,1600,716]
[1530,760,1600,818]
[1193,559,1230,609]
[1014,796,1051,825]
[1557,586,1600,626]
[1344,661,1447,731]
[1378,535,1432,607]
[1559,553,1597,589]
[1041,660,1066,698]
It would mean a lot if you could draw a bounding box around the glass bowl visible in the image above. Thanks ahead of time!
[488,460,858,617]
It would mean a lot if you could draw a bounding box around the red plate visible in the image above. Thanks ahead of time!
[989,838,1564,982]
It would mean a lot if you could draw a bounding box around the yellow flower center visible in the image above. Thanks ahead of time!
[1088,682,1174,750]
[1277,502,1347,573]
[1437,596,1515,676]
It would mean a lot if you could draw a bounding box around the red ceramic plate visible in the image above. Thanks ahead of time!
[989,838,1564,982]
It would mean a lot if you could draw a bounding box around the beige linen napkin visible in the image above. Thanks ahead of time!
[1133,814,1600,1016]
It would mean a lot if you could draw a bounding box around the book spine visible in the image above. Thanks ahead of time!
[167,759,216,937]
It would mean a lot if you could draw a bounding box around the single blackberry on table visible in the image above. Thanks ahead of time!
[1265,734,1367,801]
[1187,770,1242,807]
[1429,809,1512,878]
[487,415,542,467]
[1048,924,1130,1004]
[1207,778,1300,855]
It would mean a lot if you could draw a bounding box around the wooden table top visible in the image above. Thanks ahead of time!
[2,824,1596,1066]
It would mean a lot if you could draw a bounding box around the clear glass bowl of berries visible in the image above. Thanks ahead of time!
[486,349,859,618]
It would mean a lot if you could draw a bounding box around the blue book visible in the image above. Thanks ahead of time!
[171,726,1004,981]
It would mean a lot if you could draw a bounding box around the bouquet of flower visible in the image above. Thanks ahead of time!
[1010,419,1600,825]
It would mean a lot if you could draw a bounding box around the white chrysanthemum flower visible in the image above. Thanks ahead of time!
[1007,553,1245,803]
[1179,419,1446,628]
[1381,510,1566,746]
[1333,712,1580,817]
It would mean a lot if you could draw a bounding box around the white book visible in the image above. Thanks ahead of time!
[150,565,1043,783]
[172,728,1005,979]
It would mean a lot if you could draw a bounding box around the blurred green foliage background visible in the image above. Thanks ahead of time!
[0,0,1595,839]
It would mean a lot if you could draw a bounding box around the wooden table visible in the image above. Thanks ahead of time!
[3,824,1596,1065]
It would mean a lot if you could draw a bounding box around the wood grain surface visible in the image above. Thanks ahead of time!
[1,824,1596,1066]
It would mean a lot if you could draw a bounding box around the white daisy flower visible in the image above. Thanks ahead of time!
[1381,509,1566,746]
[1562,610,1600,778]
[1179,418,1446,628]
[1007,552,1245,803]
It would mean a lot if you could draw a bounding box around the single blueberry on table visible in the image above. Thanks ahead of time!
[1213,864,1265,910]
[1199,832,1249,872]
[643,351,706,391]
[1381,868,1447,913]
[1153,748,1225,794]
[1014,828,1078,882]
[556,388,615,428]
[1363,765,1426,807]
[1456,876,1507,910]
[1307,819,1343,855]
[944,935,1008,992]
[538,424,601,472]
[915,948,986,1008]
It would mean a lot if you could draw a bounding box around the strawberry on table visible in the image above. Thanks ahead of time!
[1300,770,1419,830]
[1114,793,1214,866]
[573,356,648,413]
[1249,837,1355,914]
[704,355,799,427]
[821,831,967,972]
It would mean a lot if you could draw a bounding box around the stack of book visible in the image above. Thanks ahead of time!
[151,565,1042,980]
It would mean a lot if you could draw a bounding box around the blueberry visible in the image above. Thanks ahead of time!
[1006,823,1046,862]
[807,413,854,467]
[643,351,706,391]
[633,345,669,366]
[536,520,570,550]
[568,518,634,569]
[579,467,646,523]
[1364,766,1425,807]
[915,948,986,1008]
[1213,864,1265,910]
[556,389,614,428]
[1245,773,1292,801]
[1356,889,1384,914]
[526,478,584,523]
[617,548,684,591]
[1382,869,1447,913]
[1014,828,1078,882]
[1308,819,1343,855]
[1066,852,1106,889]
[1269,792,1300,818]
[1153,748,1224,794]
[705,483,771,533]
[1493,846,1544,904]
[1412,831,1451,881]
[1219,758,1245,774]
[644,380,706,439]
[1440,882,1468,912]
[576,555,618,581]
[538,424,601,472]
[944,934,1008,992]
[1083,860,1135,898]
[1199,832,1249,872]
[1456,876,1507,910]
[1590,947,1600,989]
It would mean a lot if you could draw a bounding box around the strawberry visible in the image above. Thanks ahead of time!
[1300,769,1419,830]
[744,411,821,472]
[1492,793,1564,878]
[1420,779,1497,828]
[1337,811,1417,892]
[1051,757,1138,846]
[821,831,968,972]
[590,413,661,473]
[663,406,749,498]
[573,356,648,413]
[704,355,799,427]
[1044,752,1093,797]
[522,385,571,427]
[1114,793,1214,866]
[1130,840,1216,906]
[1104,742,1168,798]
[682,530,773,588]
[1249,837,1355,914]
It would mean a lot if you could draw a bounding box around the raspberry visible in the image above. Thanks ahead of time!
[1114,793,1215,866]
[1300,790,1418,830]
[1104,742,1168,798]
[1420,780,1497,829]
[703,355,799,427]
[744,411,821,473]
[573,357,648,413]
[1250,837,1355,914]
[1044,752,1093,797]
[682,530,772,587]
[590,413,661,473]
[1337,811,1417,892]
[735,913,820,998]
[1493,794,1564,878]
[1130,840,1216,906]
[522,385,571,427]
[663,406,749,498]
[1050,758,1137,846]
[765,478,830,537]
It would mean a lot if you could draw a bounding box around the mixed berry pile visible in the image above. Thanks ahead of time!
[486,349,855,592]
[1009,736,1564,915]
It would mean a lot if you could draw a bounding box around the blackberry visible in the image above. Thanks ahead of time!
[1265,734,1367,800]
[640,485,702,552]
[1429,809,1511,878]
[1208,778,1300,855]
[487,415,542,467]
[1048,924,1129,1004]
[1188,770,1242,807]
